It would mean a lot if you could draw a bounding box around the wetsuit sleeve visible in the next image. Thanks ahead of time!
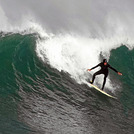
[109,65,118,73]
[90,63,101,70]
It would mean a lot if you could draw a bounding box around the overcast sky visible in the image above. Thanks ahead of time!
[0,0,134,35]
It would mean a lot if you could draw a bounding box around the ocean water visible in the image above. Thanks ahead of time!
[0,0,134,134]
[0,32,133,134]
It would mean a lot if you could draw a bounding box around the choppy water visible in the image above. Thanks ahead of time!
[0,33,133,134]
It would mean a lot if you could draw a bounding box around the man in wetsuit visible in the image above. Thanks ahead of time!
[87,59,122,90]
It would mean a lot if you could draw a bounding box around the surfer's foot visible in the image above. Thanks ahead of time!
[89,81,93,84]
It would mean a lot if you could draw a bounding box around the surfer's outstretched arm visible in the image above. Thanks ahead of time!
[88,63,100,71]
[109,65,122,75]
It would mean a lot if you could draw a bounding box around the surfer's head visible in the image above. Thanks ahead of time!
[103,59,107,65]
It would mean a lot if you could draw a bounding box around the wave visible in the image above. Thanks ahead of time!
[0,31,133,133]
[36,32,134,90]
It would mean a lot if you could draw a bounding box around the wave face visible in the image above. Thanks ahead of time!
[0,32,133,134]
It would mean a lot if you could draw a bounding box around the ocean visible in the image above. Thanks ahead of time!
[0,0,134,134]
[0,31,133,134]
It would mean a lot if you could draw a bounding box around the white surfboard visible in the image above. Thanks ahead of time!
[88,83,117,99]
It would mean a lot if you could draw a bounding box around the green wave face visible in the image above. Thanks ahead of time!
[109,46,134,112]
[0,33,36,133]
[0,33,134,134]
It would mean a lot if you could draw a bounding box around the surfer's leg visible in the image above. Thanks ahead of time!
[101,74,108,90]
[91,71,102,84]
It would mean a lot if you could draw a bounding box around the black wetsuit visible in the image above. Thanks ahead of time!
[90,62,118,90]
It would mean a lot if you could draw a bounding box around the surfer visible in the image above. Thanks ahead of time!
[87,59,122,90]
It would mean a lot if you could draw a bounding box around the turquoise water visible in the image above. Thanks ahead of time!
[0,33,134,134]
[110,46,134,114]
[0,33,35,133]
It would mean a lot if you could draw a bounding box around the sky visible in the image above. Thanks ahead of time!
[0,0,134,36]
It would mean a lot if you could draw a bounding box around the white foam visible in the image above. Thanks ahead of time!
[0,5,49,38]
[1,4,134,92]
[35,32,134,92]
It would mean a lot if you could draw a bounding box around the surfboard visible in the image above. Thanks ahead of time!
[89,83,117,99]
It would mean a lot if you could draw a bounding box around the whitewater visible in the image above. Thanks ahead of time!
[0,0,134,134]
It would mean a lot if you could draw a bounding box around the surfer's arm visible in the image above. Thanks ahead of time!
[89,63,100,71]
[109,65,118,73]
[109,65,122,75]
